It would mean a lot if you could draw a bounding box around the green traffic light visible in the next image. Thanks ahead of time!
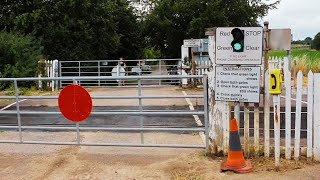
[234,43,242,51]
[231,28,244,52]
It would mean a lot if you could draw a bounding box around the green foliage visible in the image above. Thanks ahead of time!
[143,0,279,58]
[0,31,43,89]
[293,37,313,45]
[0,0,142,60]
[0,0,281,65]
[269,49,320,74]
[313,32,320,50]
[142,47,161,59]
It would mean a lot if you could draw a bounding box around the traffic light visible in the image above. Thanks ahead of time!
[231,28,244,52]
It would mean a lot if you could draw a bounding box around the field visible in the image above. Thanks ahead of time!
[269,49,320,74]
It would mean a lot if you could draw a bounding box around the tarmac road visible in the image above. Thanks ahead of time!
[0,105,205,130]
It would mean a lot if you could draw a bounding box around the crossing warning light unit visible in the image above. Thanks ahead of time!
[215,27,263,65]
[231,28,244,52]
[269,69,282,95]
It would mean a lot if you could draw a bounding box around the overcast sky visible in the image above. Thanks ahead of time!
[260,0,320,40]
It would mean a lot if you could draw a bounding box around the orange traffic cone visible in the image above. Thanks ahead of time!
[220,118,253,173]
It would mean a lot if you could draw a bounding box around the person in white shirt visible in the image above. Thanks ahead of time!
[118,57,126,86]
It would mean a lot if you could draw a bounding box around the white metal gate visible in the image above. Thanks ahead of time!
[0,75,209,150]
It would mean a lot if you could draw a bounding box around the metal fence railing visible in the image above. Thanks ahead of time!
[59,59,182,87]
[0,75,209,150]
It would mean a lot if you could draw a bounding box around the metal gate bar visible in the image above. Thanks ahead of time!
[59,59,182,87]
[0,75,208,150]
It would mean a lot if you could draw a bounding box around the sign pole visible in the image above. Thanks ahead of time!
[264,21,270,75]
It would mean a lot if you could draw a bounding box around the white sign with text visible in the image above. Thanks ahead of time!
[215,66,260,103]
[183,39,201,47]
[215,27,263,65]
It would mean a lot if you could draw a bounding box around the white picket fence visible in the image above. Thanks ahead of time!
[264,57,320,164]
[38,60,58,91]
[209,57,320,165]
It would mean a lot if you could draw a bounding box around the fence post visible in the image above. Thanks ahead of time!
[284,65,292,159]
[52,59,59,91]
[273,95,281,170]
[159,59,161,85]
[98,61,101,86]
[59,61,62,88]
[264,70,270,157]
[307,71,314,160]
[50,60,54,91]
[138,78,144,144]
[254,103,260,156]
[203,74,209,152]
[78,62,81,86]
[244,102,250,156]
[313,74,320,161]
[14,80,22,143]
[223,105,230,155]
[294,71,303,161]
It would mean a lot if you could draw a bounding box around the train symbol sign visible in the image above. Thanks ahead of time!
[215,27,263,65]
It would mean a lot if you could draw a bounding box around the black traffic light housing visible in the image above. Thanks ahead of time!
[231,28,244,52]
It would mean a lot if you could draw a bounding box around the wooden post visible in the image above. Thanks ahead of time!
[244,102,250,157]
[263,22,270,157]
[264,70,270,157]
[263,21,270,86]
[254,103,260,156]
[273,95,281,170]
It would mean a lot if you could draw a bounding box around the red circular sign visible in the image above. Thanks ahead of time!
[58,85,92,122]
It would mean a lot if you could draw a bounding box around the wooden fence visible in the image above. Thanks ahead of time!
[209,57,320,166]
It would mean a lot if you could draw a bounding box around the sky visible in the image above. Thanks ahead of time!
[260,0,320,40]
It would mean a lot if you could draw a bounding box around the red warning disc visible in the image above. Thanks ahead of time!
[58,85,92,122]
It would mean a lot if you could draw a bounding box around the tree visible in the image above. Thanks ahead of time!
[304,37,312,45]
[143,0,280,58]
[313,32,320,50]
[0,0,142,60]
[0,31,44,88]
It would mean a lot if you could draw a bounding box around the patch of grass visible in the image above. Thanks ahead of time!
[249,156,319,172]
[0,99,12,103]
[269,49,320,74]
[4,86,54,96]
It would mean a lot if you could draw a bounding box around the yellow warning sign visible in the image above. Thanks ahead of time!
[269,69,282,95]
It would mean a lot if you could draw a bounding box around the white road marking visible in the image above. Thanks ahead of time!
[0,99,27,111]
[182,91,205,144]
[0,92,53,111]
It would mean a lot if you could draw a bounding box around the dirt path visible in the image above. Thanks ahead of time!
[0,140,319,180]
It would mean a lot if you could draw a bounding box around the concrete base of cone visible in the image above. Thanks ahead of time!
[220,160,253,174]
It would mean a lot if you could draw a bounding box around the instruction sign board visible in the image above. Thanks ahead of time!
[215,66,260,103]
[215,27,263,65]
[183,39,201,47]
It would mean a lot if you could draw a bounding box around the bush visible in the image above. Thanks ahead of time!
[313,32,320,50]
[0,31,44,89]
[142,47,161,59]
